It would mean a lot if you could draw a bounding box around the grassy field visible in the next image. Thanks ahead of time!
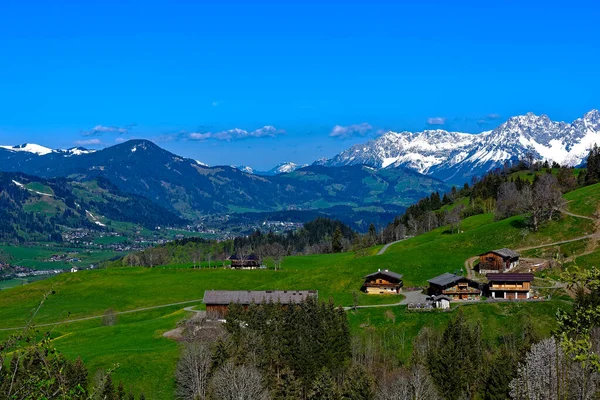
[565,182,600,217]
[0,183,597,398]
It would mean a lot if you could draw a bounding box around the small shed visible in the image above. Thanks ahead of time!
[362,270,403,294]
[229,254,261,269]
[203,290,318,317]
[432,295,451,309]
[478,248,520,273]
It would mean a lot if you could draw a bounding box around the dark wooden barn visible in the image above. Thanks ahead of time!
[203,290,318,318]
[362,269,403,294]
[478,248,520,273]
[229,254,261,269]
[427,273,481,300]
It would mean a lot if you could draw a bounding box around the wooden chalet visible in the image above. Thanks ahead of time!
[427,273,481,300]
[486,273,534,299]
[362,269,403,294]
[203,290,318,317]
[229,254,261,269]
[478,248,520,274]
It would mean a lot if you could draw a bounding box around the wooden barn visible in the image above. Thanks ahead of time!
[427,273,481,300]
[362,269,403,294]
[478,248,520,274]
[229,254,261,269]
[203,290,318,318]
[486,273,534,299]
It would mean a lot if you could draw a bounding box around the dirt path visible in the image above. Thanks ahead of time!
[0,299,204,332]
[377,237,413,255]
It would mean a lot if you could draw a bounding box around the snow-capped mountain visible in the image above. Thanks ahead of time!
[322,110,600,183]
[233,165,254,174]
[259,162,307,175]
[0,143,96,157]
[0,143,55,156]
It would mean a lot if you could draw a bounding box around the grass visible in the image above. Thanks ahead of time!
[565,182,600,217]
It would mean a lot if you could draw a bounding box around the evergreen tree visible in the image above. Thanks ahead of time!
[586,143,600,184]
[332,227,343,253]
[308,369,341,400]
[340,364,374,400]
[101,374,116,400]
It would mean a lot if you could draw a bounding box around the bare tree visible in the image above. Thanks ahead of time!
[176,343,212,400]
[445,205,463,234]
[394,224,406,241]
[496,182,522,219]
[269,243,286,271]
[236,245,253,268]
[102,308,117,326]
[210,362,269,400]
[509,336,599,400]
[377,365,439,400]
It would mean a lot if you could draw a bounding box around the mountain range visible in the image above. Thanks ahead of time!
[0,109,598,231]
[0,140,447,227]
[322,109,600,183]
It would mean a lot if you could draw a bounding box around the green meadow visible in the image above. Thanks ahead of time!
[0,183,597,398]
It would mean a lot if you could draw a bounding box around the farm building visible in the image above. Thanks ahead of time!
[203,290,318,317]
[427,273,481,300]
[362,269,403,294]
[431,295,451,309]
[486,273,534,299]
[478,248,520,274]
[229,254,262,269]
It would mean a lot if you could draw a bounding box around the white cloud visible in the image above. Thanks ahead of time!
[212,101,222,107]
[189,125,284,141]
[115,137,126,143]
[329,123,373,139]
[426,117,446,125]
[75,138,102,146]
[82,125,129,136]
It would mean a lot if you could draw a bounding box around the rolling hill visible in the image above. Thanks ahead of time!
[0,172,186,242]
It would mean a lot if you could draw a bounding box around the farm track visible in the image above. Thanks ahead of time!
[0,299,204,332]
[376,237,412,255]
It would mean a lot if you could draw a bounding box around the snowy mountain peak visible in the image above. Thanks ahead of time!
[323,109,600,184]
[0,143,54,156]
[233,165,254,174]
[270,162,303,174]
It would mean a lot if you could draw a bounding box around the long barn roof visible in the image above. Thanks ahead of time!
[203,290,318,305]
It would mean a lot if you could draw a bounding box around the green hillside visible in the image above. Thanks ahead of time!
[0,183,598,398]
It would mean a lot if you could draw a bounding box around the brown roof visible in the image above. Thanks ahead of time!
[364,270,403,281]
[203,290,318,305]
[486,273,534,282]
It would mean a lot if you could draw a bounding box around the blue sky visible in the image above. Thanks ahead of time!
[0,0,598,169]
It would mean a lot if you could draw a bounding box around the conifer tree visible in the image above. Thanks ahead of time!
[332,227,343,253]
